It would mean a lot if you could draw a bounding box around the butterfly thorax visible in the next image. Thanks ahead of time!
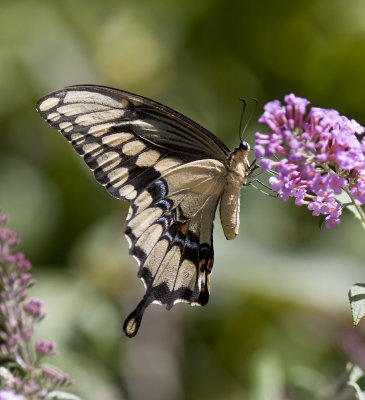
[220,141,251,240]
[226,141,251,186]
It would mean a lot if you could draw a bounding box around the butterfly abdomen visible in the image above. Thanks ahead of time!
[220,184,241,240]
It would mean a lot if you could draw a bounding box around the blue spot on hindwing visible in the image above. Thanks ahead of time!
[148,179,168,200]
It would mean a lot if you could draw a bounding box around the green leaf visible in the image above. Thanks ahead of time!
[349,284,365,326]
[45,391,83,400]
[335,191,365,230]
[347,363,365,400]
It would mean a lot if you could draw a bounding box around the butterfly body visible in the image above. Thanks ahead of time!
[220,142,251,240]
[36,85,251,337]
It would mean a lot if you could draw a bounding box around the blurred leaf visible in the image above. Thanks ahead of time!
[347,363,365,400]
[46,391,83,400]
[249,350,285,400]
[348,284,365,326]
[0,156,60,260]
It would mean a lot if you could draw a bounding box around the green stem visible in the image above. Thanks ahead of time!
[343,187,365,231]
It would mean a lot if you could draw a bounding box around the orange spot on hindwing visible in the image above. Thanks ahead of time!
[180,223,188,235]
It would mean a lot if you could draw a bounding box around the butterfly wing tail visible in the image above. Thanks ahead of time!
[123,296,152,338]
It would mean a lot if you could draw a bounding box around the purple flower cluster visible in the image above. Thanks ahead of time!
[0,213,73,398]
[255,94,365,228]
[0,391,25,400]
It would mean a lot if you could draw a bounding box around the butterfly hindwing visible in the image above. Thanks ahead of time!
[36,85,230,337]
[123,160,226,337]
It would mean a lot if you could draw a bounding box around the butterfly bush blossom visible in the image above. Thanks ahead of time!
[0,213,74,399]
[254,94,365,228]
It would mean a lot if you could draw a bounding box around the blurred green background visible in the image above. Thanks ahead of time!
[1,0,365,399]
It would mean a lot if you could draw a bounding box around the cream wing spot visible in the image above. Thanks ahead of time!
[154,246,182,290]
[82,142,102,157]
[122,140,146,156]
[70,133,85,145]
[59,121,73,132]
[135,150,160,167]
[127,206,133,220]
[57,104,110,116]
[128,207,163,238]
[107,167,129,187]
[125,188,137,200]
[88,122,120,137]
[134,191,154,211]
[96,151,121,171]
[75,110,125,126]
[154,158,180,173]
[125,233,133,249]
[172,259,196,303]
[119,184,137,198]
[102,133,134,147]
[142,239,169,277]
[47,112,61,121]
[38,97,60,111]
[134,224,163,255]
[63,91,128,108]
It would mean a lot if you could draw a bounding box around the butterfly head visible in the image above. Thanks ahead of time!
[238,140,250,152]
[231,140,250,156]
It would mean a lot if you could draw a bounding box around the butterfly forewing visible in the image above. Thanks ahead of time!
[36,85,231,337]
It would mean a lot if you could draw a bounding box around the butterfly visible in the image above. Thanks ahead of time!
[36,85,253,337]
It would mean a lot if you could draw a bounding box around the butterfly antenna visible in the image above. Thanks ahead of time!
[238,98,247,141]
[239,97,259,142]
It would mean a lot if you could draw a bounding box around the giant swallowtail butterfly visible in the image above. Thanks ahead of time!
[36,85,253,337]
